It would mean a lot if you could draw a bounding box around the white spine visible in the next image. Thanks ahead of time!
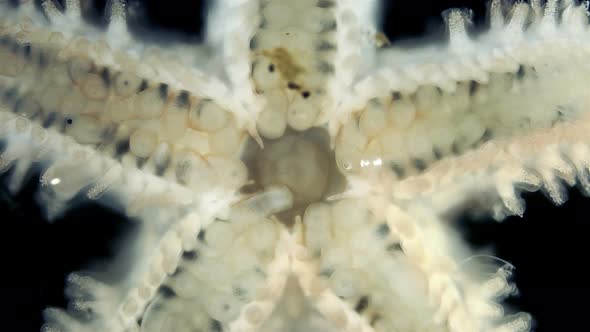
[207,0,263,132]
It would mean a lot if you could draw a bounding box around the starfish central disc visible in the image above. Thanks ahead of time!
[246,129,342,224]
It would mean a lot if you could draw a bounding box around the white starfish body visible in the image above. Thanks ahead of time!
[1,0,588,331]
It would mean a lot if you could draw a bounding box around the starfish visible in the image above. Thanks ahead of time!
[1,0,588,331]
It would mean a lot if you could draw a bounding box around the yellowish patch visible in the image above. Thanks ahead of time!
[261,47,305,83]
[374,32,391,48]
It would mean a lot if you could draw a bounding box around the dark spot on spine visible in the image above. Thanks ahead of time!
[516,65,525,79]
[182,249,199,260]
[197,229,206,241]
[316,40,335,51]
[43,112,57,128]
[135,157,147,169]
[319,20,337,32]
[210,319,223,332]
[301,91,310,98]
[158,83,169,100]
[3,87,18,103]
[412,159,427,171]
[268,64,275,72]
[175,90,190,108]
[155,157,170,176]
[138,79,149,93]
[355,296,369,313]
[249,35,259,50]
[433,147,443,160]
[317,0,335,8]
[376,223,390,236]
[468,80,478,96]
[22,44,32,60]
[386,242,403,252]
[389,162,405,178]
[391,91,402,100]
[158,285,176,298]
[100,67,111,87]
[115,140,130,157]
[481,128,493,142]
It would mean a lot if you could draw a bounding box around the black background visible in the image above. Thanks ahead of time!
[2,0,588,331]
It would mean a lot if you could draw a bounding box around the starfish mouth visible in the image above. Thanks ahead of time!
[242,127,345,226]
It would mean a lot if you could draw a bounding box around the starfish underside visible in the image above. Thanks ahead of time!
[1,0,589,331]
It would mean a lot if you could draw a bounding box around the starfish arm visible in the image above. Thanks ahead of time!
[340,1,590,219]
[383,203,533,332]
[42,212,209,332]
[247,0,383,142]
[0,107,205,219]
[0,3,234,98]
[290,218,378,332]
[226,228,291,332]
[386,113,590,220]
[0,1,256,214]
[135,216,291,332]
[319,0,382,129]
[289,195,532,332]
[207,0,262,118]
[39,186,296,332]
[334,1,590,187]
